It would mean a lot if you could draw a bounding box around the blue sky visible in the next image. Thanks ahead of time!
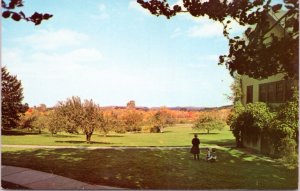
[2,0,249,107]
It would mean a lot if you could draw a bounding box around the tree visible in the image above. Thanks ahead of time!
[1,67,28,130]
[122,109,144,132]
[2,0,53,25]
[19,113,36,131]
[54,96,105,143]
[47,110,64,135]
[226,74,242,104]
[137,0,299,79]
[192,115,225,134]
[103,110,127,133]
[150,107,174,132]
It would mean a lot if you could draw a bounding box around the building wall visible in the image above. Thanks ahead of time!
[241,73,285,105]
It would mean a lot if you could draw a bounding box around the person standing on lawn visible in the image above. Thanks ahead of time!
[190,134,200,160]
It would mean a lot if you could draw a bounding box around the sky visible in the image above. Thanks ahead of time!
[2,0,249,108]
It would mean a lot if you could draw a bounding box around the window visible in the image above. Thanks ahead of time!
[246,85,253,103]
[267,83,276,102]
[259,84,267,102]
[276,81,284,102]
[259,80,296,103]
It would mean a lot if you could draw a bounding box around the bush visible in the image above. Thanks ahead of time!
[269,92,298,161]
[150,126,161,133]
[229,102,274,147]
[278,138,298,168]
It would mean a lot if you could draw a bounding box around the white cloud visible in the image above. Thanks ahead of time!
[91,3,109,20]
[188,54,219,68]
[188,21,223,38]
[2,48,23,66]
[19,29,89,50]
[170,27,183,38]
[179,13,247,38]
[30,48,103,66]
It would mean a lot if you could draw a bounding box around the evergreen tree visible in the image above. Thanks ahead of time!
[1,67,28,130]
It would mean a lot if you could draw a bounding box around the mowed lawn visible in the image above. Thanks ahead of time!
[2,124,298,189]
[2,124,235,147]
[2,147,298,189]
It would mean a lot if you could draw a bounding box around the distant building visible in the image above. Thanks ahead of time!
[126,100,136,109]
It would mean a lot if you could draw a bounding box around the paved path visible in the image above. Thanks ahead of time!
[2,165,122,190]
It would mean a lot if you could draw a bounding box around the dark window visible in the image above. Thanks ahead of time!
[259,80,296,103]
[246,85,253,103]
[268,83,276,103]
[276,81,284,102]
[259,84,267,102]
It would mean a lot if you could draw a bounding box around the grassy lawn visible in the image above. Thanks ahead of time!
[2,124,235,147]
[2,147,298,189]
[2,124,297,189]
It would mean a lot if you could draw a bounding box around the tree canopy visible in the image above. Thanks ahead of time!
[2,0,53,25]
[1,67,28,130]
[137,0,299,79]
[54,96,105,143]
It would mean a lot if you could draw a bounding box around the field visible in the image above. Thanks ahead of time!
[1,124,298,189]
[2,124,235,147]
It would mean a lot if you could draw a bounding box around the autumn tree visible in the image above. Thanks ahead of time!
[54,96,105,143]
[2,0,53,25]
[122,109,144,132]
[150,107,174,132]
[103,110,127,133]
[137,0,299,79]
[1,67,28,130]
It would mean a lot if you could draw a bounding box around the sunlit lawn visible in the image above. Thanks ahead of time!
[2,124,235,147]
[2,147,298,189]
[2,124,297,189]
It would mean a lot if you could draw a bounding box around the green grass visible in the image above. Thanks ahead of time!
[2,124,297,189]
[2,124,235,147]
[2,147,298,189]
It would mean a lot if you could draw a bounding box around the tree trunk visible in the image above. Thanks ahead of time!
[86,133,92,144]
[207,129,210,134]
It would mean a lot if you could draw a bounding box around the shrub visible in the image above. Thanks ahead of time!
[150,126,161,133]
[269,92,298,164]
[229,102,274,147]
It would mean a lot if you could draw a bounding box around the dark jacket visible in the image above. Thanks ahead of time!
[190,137,200,154]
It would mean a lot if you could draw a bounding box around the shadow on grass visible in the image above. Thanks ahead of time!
[2,147,297,190]
[1,130,40,136]
[42,134,77,138]
[203,139,235,146]
[96,135,124,138]
[55,140,112,144]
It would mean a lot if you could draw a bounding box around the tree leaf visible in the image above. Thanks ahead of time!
[272,4,282,12]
